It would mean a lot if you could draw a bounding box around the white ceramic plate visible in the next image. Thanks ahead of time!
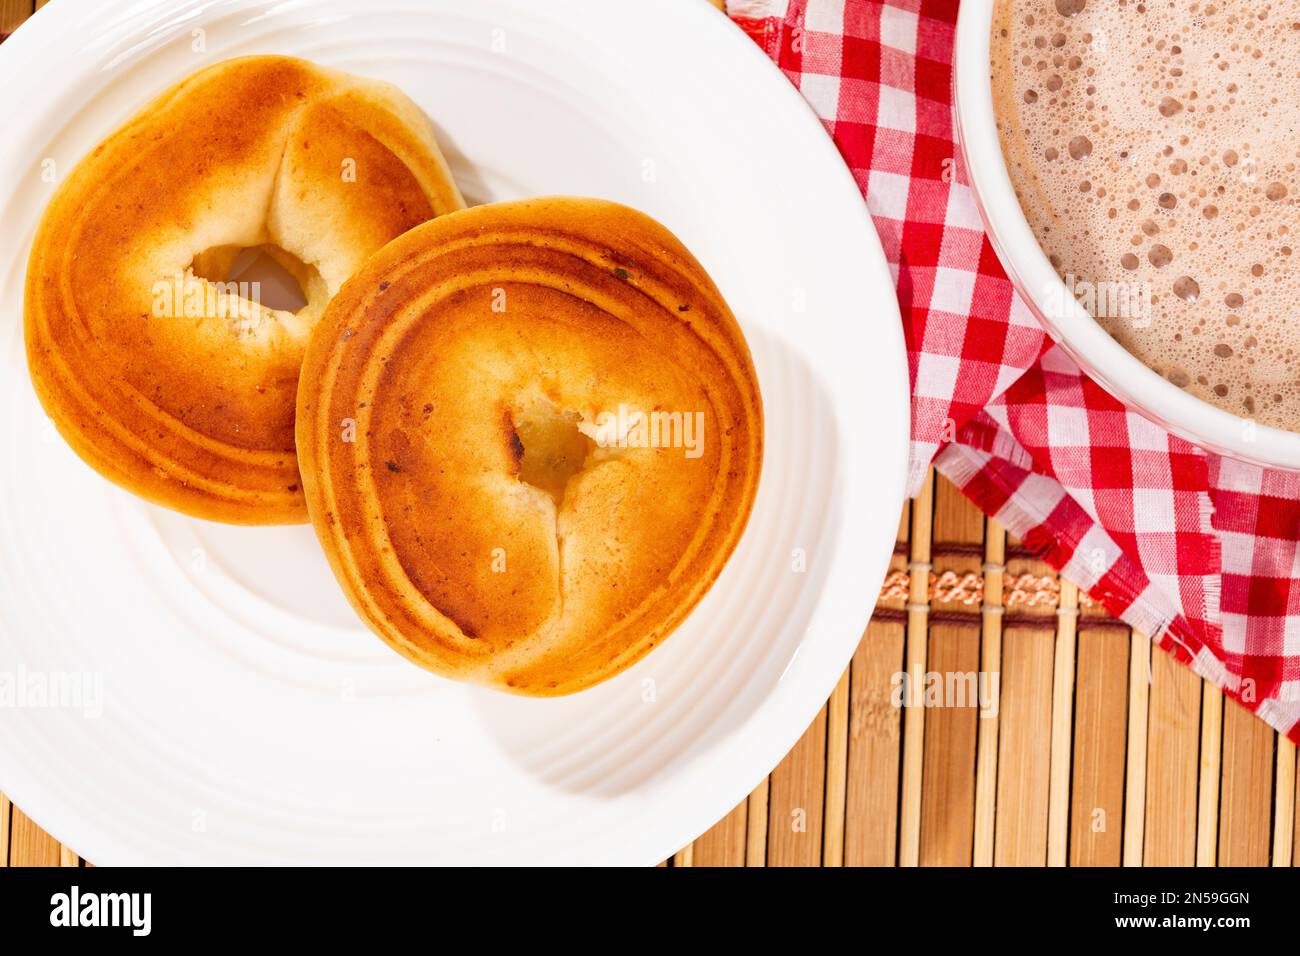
[0,0,908,864]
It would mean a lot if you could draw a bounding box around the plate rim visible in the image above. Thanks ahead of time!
[0,0,911,865]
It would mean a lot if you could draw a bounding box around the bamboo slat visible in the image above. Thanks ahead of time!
[918,480,984,866]
[1276,741,1296,867]
[994,623,1055,865]
[765,704,828,866]
[1196,684,1224,866]
[1123,633,1151,865]
[822,671,850,866]
[1294,749,1300,866]
[917,627,981,864]
[691,800,748,867]
[1068,624,1129,866]
[0,0,31,33]
[9,805,61,867]
[1217,698,1275,866]
[1047,580,1078,866]
[971,522,1006,865]
[992,537,1057,866]
[745,780,769,867]
[898,471,935,866]
[0,792,10,866]
[844,504,909,866]
[1144,648,1202,865]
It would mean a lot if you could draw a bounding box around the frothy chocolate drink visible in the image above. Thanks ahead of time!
[992,0,1300,426]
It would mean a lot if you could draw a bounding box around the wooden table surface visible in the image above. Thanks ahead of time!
[2,0,1295,868]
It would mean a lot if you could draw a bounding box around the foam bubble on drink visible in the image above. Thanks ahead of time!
[992,0,1300,426]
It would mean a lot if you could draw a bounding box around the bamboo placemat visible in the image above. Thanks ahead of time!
[666,467,1298,867]
[1,0,1295,868]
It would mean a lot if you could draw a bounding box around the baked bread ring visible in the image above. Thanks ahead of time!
[298,197,764,694]
[25,56,464,523]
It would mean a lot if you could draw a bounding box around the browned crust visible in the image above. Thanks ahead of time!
[24,55,463,523]
[297,197,764,695]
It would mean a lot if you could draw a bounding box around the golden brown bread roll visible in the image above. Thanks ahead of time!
[297,197,764,694]
[25,55,464,523]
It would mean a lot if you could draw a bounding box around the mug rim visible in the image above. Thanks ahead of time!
[952,0,1300,470]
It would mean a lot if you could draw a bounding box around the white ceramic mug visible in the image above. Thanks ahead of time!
[952,0,1300,470]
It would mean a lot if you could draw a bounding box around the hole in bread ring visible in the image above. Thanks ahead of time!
[510,399,599,505]
[190,244,322,316]
[25,56,464,523]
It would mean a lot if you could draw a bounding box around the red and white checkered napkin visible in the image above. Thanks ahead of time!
[727,0,1300,740]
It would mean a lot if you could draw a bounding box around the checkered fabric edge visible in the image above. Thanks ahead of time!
[726,0,1300,742]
